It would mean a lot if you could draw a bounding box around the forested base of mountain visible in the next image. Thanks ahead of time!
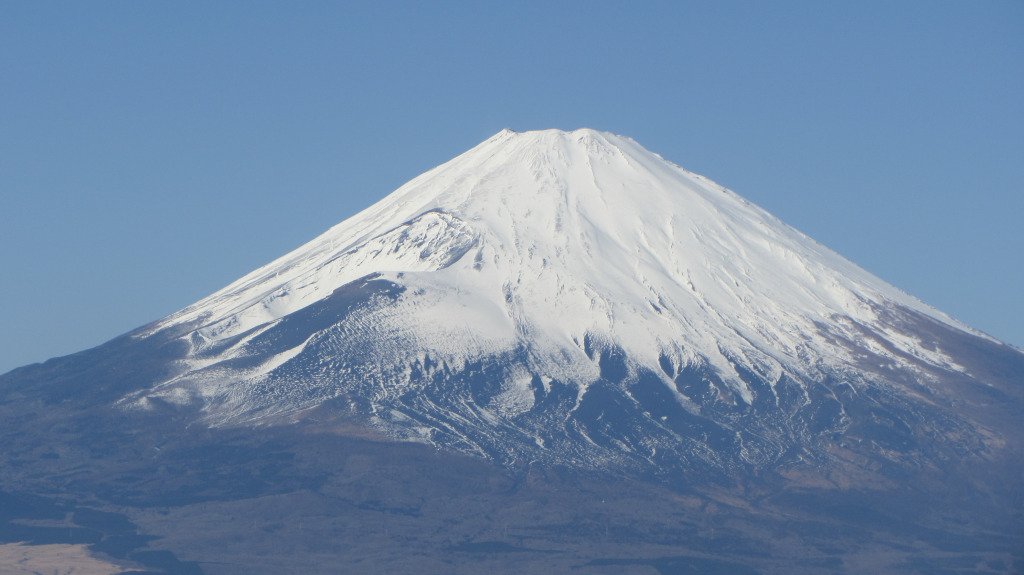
[1,405,1020,575]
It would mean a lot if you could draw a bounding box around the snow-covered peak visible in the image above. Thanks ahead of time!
[137,128,990,428]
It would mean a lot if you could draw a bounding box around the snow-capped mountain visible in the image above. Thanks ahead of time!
[2,128,1020,574]
[110,128,1020,475]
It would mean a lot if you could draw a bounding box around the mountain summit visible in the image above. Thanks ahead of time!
[101,128,1019,476]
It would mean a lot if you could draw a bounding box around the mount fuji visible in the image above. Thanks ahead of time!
[1,129,1021,574]
[123,128,1017,474]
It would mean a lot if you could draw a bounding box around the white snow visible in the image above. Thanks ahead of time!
[136,128,986,421]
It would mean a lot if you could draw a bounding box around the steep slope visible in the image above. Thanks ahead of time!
[96,128,1021,479]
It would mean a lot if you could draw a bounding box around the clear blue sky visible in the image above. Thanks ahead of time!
[1,1,1021,373]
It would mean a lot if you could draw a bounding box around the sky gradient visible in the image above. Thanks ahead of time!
[1,1,1022,373]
